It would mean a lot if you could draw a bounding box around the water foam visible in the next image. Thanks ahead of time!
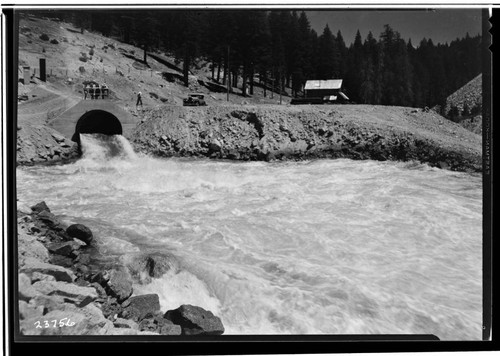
[16,135,483,339]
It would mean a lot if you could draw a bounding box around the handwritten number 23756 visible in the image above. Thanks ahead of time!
[34,318,75,328]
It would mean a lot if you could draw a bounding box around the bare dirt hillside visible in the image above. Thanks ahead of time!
[445,74,482,114]
[444,74,482,135]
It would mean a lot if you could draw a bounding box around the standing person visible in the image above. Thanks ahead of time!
[84,84,90,100]
[89,84,95,100]
[101,83,108,99]
[136,91,143,108]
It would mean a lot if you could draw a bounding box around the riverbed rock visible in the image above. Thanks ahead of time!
[49,254,74,268]
[47,241,81,257]
[138,313,182,335]
[19,300,44,320]
[103,269,133,303]
[18,232,50,264]
[120,294,161,322]
[36,210,61,229]
[30,201,50,214]
[100,297,123,319]
[19,273,38,301]
[32,280,98,307]
[20,303,113,336]
[125,252,179,283]
[164,304,225,335]
[20,258,76,282]
[30,272,56,283]
[30,294,66,314]
[66,224,93,245]
[113,317,139,330]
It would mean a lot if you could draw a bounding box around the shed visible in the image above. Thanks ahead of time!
[304,79,349,102]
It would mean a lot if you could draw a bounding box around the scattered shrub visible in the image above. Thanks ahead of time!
[100,58,103,62]
[89,48,94,56]
[149,92,159,99]
[102,45,108,50]
[42,47,46,53]
[27,40,32,44]
[108,43,115,49]
[39,33,49,41]
[50,39,59,44]
[79,66,85,73]
[447,105,460,122]
[471,103,482,116]
[79,56,87,62]
[462,103,470,117]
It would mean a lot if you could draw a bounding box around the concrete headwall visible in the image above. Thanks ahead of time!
[49,100,137,140]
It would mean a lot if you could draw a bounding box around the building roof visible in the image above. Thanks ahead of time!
[304,79,343,90]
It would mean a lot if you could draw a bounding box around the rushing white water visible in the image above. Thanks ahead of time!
[17,134,483,340]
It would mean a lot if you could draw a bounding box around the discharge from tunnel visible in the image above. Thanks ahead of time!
[72,109,123,144]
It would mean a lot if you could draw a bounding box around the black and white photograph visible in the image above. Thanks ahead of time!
[6,3,491,346]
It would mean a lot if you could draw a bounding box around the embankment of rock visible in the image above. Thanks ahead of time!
[18,202,225,336]
[17,124,79,165]
[131,104,482,172]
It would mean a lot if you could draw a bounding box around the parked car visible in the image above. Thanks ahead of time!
[183,93,207,106]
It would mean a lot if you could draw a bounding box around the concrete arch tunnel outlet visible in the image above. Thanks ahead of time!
[72,110,122,143]
[49,100,136,144]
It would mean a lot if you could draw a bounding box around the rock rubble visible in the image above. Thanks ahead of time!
[17,201,225,336]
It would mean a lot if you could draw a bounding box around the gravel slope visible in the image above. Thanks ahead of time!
[131,104,482,172]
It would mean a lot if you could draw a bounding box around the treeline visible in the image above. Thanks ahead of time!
[27,10,482,108]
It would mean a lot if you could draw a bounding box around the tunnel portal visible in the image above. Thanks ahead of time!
[72,110,123,143]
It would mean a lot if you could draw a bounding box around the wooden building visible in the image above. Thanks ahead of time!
[304,79,349,101]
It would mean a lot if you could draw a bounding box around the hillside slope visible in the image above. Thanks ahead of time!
[445,74,482,114]
[444,74,482,135]
[16,15,481,172]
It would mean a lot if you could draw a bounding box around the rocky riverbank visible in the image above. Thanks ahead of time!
[17,124,80,166]
[18,201,225,336]
[131,104,482,172]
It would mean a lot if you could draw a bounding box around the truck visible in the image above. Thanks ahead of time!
[183,93,207,106]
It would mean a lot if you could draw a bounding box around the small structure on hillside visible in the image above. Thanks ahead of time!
[291,79,350,105]
[304,79,348,101]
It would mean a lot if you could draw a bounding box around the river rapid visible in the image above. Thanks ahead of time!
[16,134,483,340]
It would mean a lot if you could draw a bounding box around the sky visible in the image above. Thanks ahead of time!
[306,9,483,46]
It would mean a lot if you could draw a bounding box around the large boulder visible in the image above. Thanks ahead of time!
[66,224,93,245]
[49,254,74,268]
[18,232,50,264]
[36,211,61,229]
[19,273,38,301]
[103,269,133,303]
[20,258,76,282]
[125,252,179,284]
[32,280,97,307]
[30,201,50,214]
[47,241,81,257]
[20,303,113,336]
[30,294,66,314]
[120,294,161,322]
[19,300,44,320]
[164,304,224,335]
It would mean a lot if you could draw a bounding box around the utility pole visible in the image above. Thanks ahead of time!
[227,45,230,102]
